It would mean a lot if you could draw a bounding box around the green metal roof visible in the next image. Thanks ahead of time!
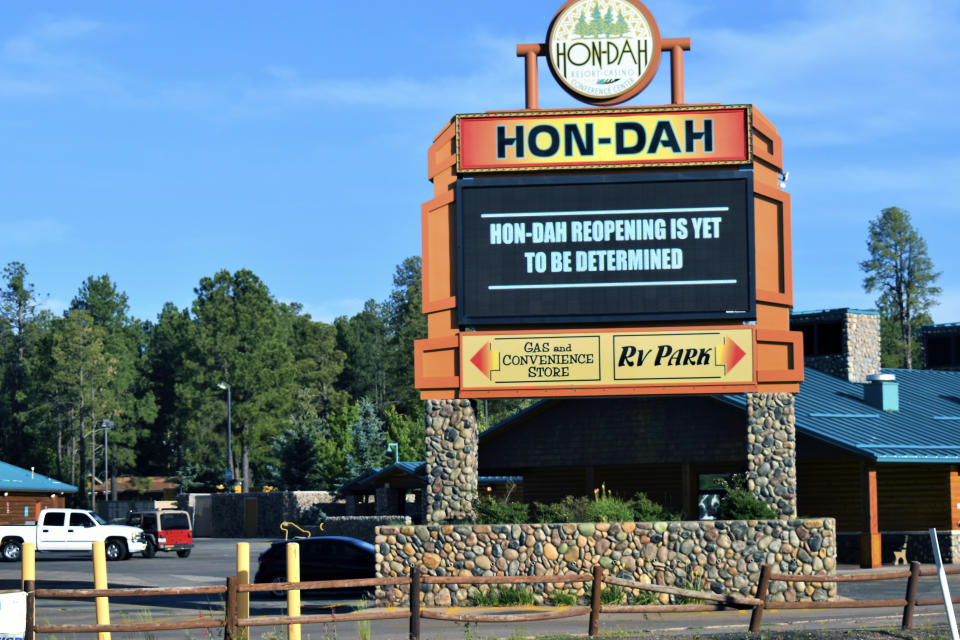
[0,461,77,492]
[722,367,960,462]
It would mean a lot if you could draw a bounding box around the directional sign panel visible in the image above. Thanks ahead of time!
[460,327,755,392]
[457,171,754,326]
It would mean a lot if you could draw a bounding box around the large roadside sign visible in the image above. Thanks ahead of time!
[460,327,755,391]
[457,171,755,326]
[414,1,803,399]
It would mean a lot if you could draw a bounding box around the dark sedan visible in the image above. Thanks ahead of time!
[253,536,375,597]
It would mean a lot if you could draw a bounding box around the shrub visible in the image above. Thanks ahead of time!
[635,589,659,605]
[549,590,577,606]
[473,587,500,607]
[532,501,570,523]
[496,586,535,606]
[600,585,626,605]
[629,492,681,521]
[715,488,778,520]
[471,586,534,606]
[474,495,529,524]
[587,496,634,523]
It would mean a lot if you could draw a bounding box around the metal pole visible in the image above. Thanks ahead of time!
[929,528,960,640]
[227,385,233,483]
[103,424,109,502]
[91,417,96,509]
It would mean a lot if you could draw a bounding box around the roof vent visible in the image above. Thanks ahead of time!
[864,373,899,412]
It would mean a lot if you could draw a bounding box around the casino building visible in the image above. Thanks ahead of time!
[477,309,960,565]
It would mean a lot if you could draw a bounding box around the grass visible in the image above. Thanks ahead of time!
[549,589,578,606]
[473,585,536,606]
[600,585,626,605]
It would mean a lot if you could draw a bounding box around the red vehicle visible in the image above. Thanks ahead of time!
[125,510,193,558]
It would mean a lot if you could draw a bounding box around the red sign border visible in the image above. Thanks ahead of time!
[456,104,753,173]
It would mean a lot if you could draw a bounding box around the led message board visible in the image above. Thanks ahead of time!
[456,171,755,326]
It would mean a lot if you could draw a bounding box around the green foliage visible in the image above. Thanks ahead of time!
[357,619,371,640]
[344,397,388,479]
[471,586,534,607]
[495,586,535,606]
[130,477,153,495]
[335,300,387,408]
[0,256,427,495]
[383,256,427,418]
[635,589,658,605]
[190,269,298,490]
[678,566,707,605]
[549,589,577,606]
[715,488,778,519]
[474,495,530,524]
[600,585,626,605]
[860,206,940,368]
[492,490,679,525]
[629,492,681,521]
[263,392,328,490]
[298,502,327,525]
[713,474,778,520]
[383,404,425,463]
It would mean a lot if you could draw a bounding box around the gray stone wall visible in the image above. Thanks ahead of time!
[375,519,836,606]
[746,393,797,517]
[425,399,477,523]
[843,312,881,383]
[799,310,881,383]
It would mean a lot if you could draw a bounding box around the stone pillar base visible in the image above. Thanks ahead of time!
[424,399,478,523]
[746,392,797,517]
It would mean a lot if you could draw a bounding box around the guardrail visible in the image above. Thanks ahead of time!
[18,543,960,639]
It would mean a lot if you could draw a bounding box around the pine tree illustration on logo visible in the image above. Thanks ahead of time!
[573,2,632,39]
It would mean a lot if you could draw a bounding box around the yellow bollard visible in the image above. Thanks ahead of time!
[236,542,250,640]
[286,542,300,640]
[92,541,111,640]
[21,542,35,591]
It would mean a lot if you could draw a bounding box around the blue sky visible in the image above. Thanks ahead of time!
[2,1,958,324]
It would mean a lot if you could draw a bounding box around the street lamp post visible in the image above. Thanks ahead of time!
[217,382,233,483]
[102,420,114,501]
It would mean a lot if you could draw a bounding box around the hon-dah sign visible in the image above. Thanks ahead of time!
[457,171,755,326]
[460,327,756,392]
[456,105,751,173]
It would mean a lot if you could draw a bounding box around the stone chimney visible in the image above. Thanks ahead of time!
[790,308,881,382]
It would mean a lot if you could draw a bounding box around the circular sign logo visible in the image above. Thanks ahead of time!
[547,0,661,105]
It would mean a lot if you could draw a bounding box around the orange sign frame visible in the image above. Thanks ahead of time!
[416,104,802,399]
[461,327,756,394]
[457,105,751,173]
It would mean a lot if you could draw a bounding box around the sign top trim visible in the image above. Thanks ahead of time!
[456,104,753,173]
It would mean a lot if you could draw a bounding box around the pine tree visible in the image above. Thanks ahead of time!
[574,11,589,38]
[613,11,629,37]
[602,7,614,37]
[344,397,387,479]
[860,207,940,368]
[590,2,603,37]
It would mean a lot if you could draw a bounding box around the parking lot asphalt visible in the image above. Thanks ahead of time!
[3,542,960,639]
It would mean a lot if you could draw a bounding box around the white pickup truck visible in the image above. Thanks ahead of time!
[0,508,147,562]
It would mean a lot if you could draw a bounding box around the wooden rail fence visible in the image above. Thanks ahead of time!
[21,561,960,638]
